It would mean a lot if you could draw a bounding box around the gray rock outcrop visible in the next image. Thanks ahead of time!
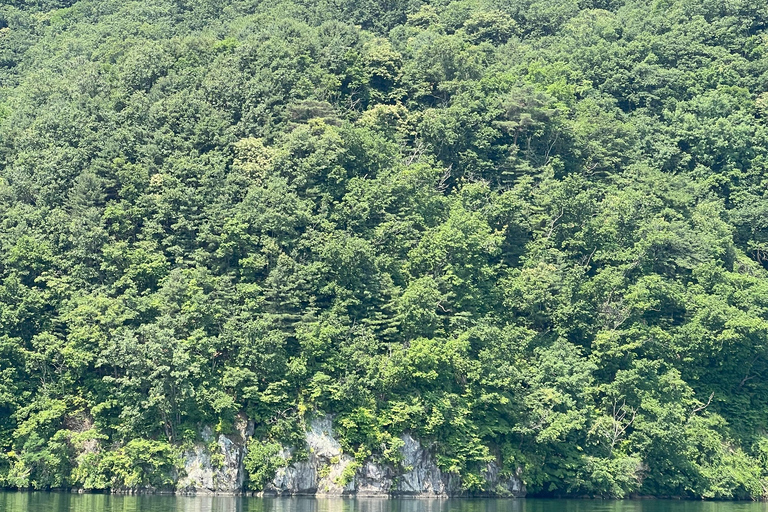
[395,432,456,496]
[175,414,524,497]
[261,416,525,498]
[266,416,356,495]
[177,417,254,495]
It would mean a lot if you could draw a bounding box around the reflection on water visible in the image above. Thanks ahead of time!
[1,493,767,512]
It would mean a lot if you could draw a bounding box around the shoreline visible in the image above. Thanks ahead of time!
[0,489,763,502]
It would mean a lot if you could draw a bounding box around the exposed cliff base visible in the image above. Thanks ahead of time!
[176,417,525,498]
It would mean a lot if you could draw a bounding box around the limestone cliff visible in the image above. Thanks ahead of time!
[176,415,524,497]
[261,417,525,498]
[176,417,254,495]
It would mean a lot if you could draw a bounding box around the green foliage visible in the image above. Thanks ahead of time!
[94,440,179,490]
[335,459,362,487]
[2,0,768,499]
[243,440,284,491]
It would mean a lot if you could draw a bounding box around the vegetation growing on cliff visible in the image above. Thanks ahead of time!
[2,0,768,499]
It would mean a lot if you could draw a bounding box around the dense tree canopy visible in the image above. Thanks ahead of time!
[2,0,768,499]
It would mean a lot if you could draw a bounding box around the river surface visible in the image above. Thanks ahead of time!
[1,494,768,512]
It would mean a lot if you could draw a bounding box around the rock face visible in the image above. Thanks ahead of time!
[396,432,456,496]
[354,461,394,496]
[483,460,525,497]
[175,415,524,497]
[262,416,525,498]
[267,416,356,496]
[177,418,254,495]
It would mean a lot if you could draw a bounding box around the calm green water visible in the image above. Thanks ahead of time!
[1,494,767,512]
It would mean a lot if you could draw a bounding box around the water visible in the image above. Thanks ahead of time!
[1,494,767,512]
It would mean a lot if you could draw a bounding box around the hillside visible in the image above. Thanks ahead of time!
[2,0,768,499]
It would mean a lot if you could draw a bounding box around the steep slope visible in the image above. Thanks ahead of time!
[1,0,768,499]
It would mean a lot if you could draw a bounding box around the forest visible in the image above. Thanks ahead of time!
[2,0,768,499]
